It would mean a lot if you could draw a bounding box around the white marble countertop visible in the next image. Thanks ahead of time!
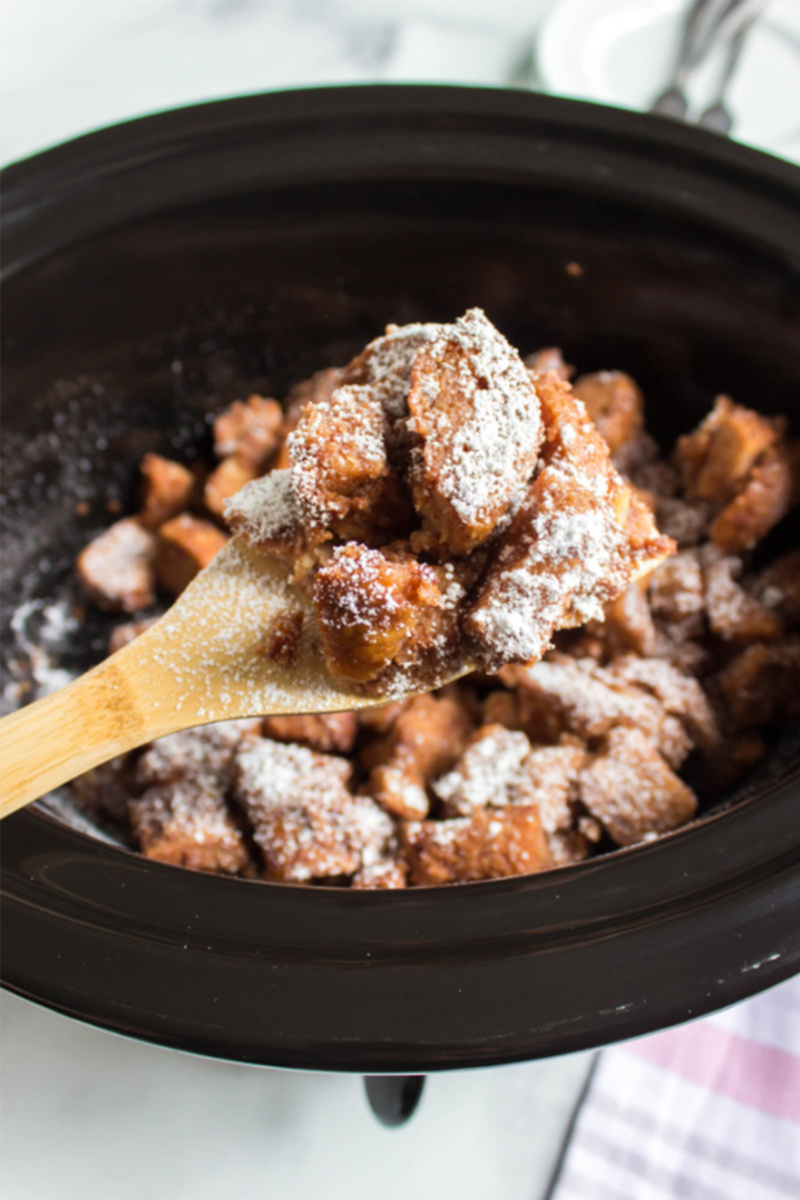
[0,0,556,166]
[0,2,796,1197]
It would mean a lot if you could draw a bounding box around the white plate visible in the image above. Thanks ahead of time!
[536,0,800,162]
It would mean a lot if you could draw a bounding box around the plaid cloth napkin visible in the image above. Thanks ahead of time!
[549,974,800,1200]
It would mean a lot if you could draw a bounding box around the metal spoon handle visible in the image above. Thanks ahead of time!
[652,0,732,117]
[651,0,766,120]
[697,2,765,133]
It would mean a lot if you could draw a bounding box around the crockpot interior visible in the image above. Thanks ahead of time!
[4,169,800,820]
[2,89,800,1070]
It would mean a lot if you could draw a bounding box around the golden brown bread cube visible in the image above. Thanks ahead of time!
[130,724,256,875]
[138,453,195,530]
[283,368,346,425]
[356,699,411,734]
[402,805,552,886]
[312,543,442,684]
[588,578,658,658]
[234,736,394,883]
[463,372,673,670]
[432,724,531,816]
[482,689,525,730]
[274,369,345,470]
[154,514,228,595]
[709,442,795,554]
[577,726,698,846]
[289,385,410,543]
[364,691,476,819]
[676,395,783,503]
[204,455,258,517]
[505,655,693,769]
[253,608,305,666]
[351,857,408,889]
[213,394,283,470]
[130,780,254,874]
[648,551,706,627]
[702,552,781,643]
[75,517,157,613]
[514,741,586,842]
[406,308,544,555]
[606,654,719,751]
[223,468,305,565]
[572,370,643,458]
[654,495,714,547]
[261,712,359,754]
[134,722,253,789]
[339,320,437,428]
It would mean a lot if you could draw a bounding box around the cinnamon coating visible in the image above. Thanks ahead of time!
[71,327,800,889]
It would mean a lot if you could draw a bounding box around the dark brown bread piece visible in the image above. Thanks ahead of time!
[675,395,783,503]
[709,442,796,553]
[585,578,658,658]
[72,756,135,825]
[710,638,800,731]
[524,346,574,380]
[702,551,781,643]
[752,549,800,627]
[504,654,693,769]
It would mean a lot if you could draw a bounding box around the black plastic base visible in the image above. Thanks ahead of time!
[364,1076,426,1127]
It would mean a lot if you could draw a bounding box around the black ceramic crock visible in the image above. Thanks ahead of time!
[2,87,800,1074]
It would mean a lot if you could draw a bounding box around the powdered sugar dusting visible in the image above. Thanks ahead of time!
[344,321,442,423]
[408,308,543,549]
[288,385,390,533]
[223,470,300,546]
[432,726,531,815]
[234,736,393,881]
[325,544,408,629]
[132,539,372,724]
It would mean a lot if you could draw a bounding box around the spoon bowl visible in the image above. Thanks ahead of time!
[0,538,466,818]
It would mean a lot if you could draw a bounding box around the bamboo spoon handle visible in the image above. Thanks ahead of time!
[0,541,372,819]
[0,649,178,819]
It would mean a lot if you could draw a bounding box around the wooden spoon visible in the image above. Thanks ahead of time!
[0,539,461,819]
